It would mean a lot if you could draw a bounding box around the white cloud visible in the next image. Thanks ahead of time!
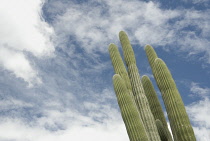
[0,85,128,141]
[0,103,129,141]
[187,98,210,128]
[0,118,128,141]
[0,47,42,85]
[0,0,54,85]
[187,98,210,141]
[186,82,210,140]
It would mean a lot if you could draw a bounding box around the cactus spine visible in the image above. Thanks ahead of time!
[119,31,161,141]
[145,45,196,141]
[155,119,171,141]
[113,74,149,141]
[141,75,173,141]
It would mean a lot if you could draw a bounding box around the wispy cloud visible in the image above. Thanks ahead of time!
[49,0,210,63]
[51,0,179,53]
[190,82,210,98]
[184,0,210,4]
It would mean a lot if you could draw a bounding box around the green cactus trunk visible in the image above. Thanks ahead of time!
[119,31,161,141]
[141,75,173,141]
[155,119,171,141]
[113,74,149,141]
[145,45,196,141]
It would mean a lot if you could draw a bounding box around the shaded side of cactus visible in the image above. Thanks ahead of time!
[113,74,149,141]
[119,31,161,141]
[141,75,173,141]
[154,58,196,141]
[156,119,170,141]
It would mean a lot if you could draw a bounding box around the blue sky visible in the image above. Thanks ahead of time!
[0,0,210,140]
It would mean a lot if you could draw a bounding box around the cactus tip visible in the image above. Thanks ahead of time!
[109,43,115,48]
[119,30,127,38]
[142,75,150,80]
[113,74,121,80]
[109,43,115,46]
[119,30,125,34]
[144,44,152,50]
[108,43,117,51]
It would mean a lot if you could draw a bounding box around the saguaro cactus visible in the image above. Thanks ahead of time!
[113,74,149,141]
[114,31,160,141]
[145,45,196,141]
[141,75,173,141]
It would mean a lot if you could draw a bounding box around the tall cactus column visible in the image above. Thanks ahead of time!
[145,45,196,141]
[119,31,161,141]
[109,44,137,107]
[142,75,173,141]
[145,45,178,141]
[113,74,149,141]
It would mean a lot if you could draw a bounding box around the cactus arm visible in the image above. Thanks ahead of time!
[154,58,196,141]
[145,45,196,141]
[144,45,178,141]
[113,74,149,141]
[141,75,173,141]
[119,31,161,141]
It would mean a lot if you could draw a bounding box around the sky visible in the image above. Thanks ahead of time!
[0,0,210,140]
